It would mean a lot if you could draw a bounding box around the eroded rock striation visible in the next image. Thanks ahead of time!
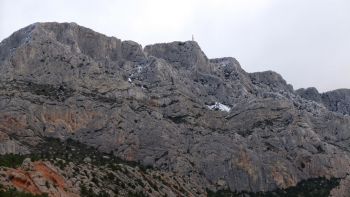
[0,22,350,196]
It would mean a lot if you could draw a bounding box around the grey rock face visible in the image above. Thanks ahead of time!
[1,22,350,194]
[0,131,30,154]
[295,87,322,103]
[322,89,350,115]
[297,88,350,115]
[330,174,350,197]
[144,41,211,73]
[249,70,294,93]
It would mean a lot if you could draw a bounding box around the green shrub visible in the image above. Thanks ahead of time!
[0,154,26,168]
[0,187,48,197]
[207,177,340,197]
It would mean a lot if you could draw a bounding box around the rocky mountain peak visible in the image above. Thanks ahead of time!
[144,41,211,72]
[0,22,124,64]
[296,87,322,102]
[250,70,294,93]
[322,89,350,115]
[297,87,350,115]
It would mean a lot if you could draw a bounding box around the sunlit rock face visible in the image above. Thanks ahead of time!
[1,22,350,194]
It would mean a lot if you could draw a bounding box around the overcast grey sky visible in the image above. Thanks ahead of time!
[1,0,349,92]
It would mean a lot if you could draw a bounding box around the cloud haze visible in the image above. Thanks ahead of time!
[1,0,349,92]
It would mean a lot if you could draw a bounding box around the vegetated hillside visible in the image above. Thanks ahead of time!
[0,22,350,197]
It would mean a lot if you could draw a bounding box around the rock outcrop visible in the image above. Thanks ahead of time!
[0,22,350,196]
[297,88,350,115]
[0,158,78,197]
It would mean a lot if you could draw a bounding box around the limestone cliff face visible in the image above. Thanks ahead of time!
[1,22,350,195]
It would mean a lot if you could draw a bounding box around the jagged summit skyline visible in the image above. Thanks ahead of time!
[1,0,350,92]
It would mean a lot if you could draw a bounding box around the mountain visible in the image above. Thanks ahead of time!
[0,22,350,197]
[296,87,350,115]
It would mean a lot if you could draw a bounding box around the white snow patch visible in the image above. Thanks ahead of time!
[220,63,227,67]
[24,35,31,43]
[22,29,33,44]
[128,78,132,83]
[128,64,145,80]
[207,102,231,112]
[137,65,143,73]
[219,59,231,67]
